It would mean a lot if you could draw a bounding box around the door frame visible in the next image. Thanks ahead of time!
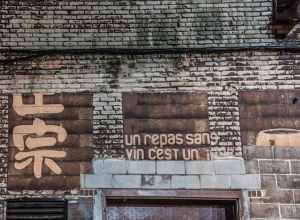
[99,189,242,220]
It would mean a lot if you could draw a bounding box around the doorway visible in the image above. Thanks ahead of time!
[101,190,241,220]
[107,199,237,220]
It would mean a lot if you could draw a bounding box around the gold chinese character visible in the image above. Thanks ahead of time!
[12,94,67,178]
[13,93,64,116]
[15,150,67,179]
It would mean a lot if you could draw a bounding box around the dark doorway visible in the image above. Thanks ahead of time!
[107,199,238,220]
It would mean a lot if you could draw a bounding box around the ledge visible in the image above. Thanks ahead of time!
[81,159,261,190]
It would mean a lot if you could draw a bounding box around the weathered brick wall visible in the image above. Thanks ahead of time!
[2,51,300,220]
[0,0,286,49]
[0,95,7,220]
[0,95,7,195]
[1,51,299,157]
[246,145,300,219]
[2,0,300,219]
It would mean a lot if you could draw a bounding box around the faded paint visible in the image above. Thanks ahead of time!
[12,94,67,178]
[256,128,300,147]
[13,94,64,116]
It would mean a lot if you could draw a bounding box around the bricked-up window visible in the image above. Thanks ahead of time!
[106,199,238,220]
[7,199,67,220]
[273,0,300,38]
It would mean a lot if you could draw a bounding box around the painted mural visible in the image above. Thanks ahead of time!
[239,90,300,147]
[123,92,219,160]
[8,93,93,190]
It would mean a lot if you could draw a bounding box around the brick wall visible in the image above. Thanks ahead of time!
[1,51,300,158]
[0,96,7,220]
[246,145,300,219]
[0,0,286,49]
[2,0,300,219]
[1,51,300,219]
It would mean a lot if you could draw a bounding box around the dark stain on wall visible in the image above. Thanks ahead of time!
[105,57,122,89]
